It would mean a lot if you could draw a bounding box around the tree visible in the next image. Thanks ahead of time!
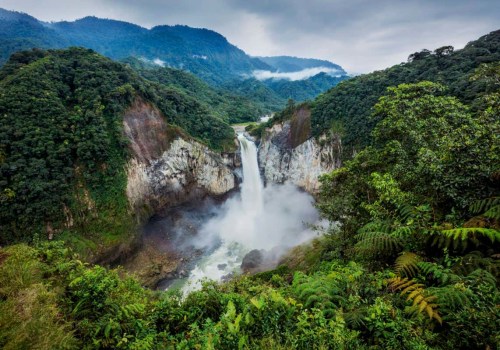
[434,45,454,57]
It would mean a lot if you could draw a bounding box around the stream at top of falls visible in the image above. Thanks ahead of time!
[163,133,321,295]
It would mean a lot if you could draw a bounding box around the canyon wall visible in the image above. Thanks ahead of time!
[258,106,342,193]
[123,98,238,216]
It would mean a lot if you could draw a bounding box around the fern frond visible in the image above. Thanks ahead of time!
[429,285,472,314]
[293,275,345,317]
[398,204,416,223]
[443,228,500,243]
[431,228,500,250]
[470,197,500,215]
[466,269,497,289]
[387,277,442,324]
[354,231,403,256]
[358,221,392,234]
[394,252,422,278]
[391,225,413,238]
[417,262,461,285]
[483,205,500,220]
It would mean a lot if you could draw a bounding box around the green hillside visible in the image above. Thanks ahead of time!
[123,57,270,123]
[0,48,234,243]
[0,8,349,109]
[311,30,500,152]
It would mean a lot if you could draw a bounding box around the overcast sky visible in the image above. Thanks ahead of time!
[1,0,498,73]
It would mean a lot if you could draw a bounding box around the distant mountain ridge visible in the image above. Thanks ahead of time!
[0,7,349,107]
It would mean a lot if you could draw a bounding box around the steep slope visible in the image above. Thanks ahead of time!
[221,78,286,112]
[0,48,236,244]
[262,72,349,101]
[123,57,269,122]
[311,29,500,152]
[257,30,499,192]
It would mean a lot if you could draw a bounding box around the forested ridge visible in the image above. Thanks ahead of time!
[0,47,234,243]
[122,57,271,123]
[0,31,499,350]
[311,29,500,153]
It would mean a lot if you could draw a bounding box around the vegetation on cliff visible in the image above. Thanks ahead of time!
[0,48,234,243]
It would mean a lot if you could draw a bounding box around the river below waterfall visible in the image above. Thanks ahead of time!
[150,133,320,294]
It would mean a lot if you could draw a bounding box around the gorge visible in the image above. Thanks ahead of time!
[125,128,325,291]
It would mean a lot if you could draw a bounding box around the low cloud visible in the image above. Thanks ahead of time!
[153,58,165,66]
[252,67,342,81]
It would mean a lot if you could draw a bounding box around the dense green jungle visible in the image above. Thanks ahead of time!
[0,8,498,349]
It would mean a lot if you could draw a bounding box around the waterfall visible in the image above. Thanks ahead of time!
[178,132,319,295]
[238,133,263,219]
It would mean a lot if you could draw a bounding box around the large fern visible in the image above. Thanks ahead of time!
[387,277,442,324]
[465,269,497,289]
[428,285,472,316]
[470,197,500,220]
[394,252,422,278]
[431,227,500,250]
[292,273,344,318]
[354,231,403,257]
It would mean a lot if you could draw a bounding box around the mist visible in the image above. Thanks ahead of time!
[252,66,343,81]
[177,135,320,293]
[199,183,319,250]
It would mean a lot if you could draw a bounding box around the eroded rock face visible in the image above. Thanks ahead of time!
[123,98,238,216]
[258,107,342,193]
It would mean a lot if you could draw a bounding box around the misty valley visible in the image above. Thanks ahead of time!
[138,134,321,294]
[0,5,499,350]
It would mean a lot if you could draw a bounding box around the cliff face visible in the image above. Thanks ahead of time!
[258,106,341,193]
[123,98,238,216]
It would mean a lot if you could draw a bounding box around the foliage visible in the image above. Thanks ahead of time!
[387,277,442,323]
[124,57,266,123]
[262,72,349,102]
[0,48,235,243]
[316,70,499,348]
[311,30,500,152]
[0,23,499,350]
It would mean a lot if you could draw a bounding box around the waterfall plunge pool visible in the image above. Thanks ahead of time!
[150,133,322,294]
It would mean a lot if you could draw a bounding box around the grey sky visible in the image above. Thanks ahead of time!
[0,0,498,73]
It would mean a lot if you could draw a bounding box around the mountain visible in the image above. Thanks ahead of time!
[0,8,67,64]
[310,29,500,152]
[0,8,348,107]
[122,57,273,123]
[261,72,349,101]
[252,56,349,101]
[257,55,346,74]
[0,9,271,84]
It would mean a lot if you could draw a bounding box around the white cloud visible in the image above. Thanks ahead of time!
[252,67,342,81]
[153,58,165,66]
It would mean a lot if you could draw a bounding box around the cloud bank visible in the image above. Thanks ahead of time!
[252,67,342,81]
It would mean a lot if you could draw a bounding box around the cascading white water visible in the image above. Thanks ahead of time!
[179,133,319,295]
[237,133,263,229]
